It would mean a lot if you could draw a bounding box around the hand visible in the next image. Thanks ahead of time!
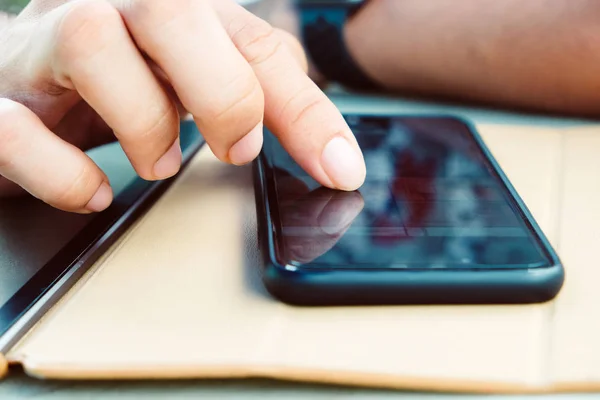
[277,171,364,264]
[0,0,366,213]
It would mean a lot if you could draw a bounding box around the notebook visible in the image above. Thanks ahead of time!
[0,122,598,394]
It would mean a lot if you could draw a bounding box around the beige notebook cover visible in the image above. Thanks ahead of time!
[0,123,598,394]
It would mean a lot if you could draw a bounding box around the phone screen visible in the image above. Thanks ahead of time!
[261,115,553,270]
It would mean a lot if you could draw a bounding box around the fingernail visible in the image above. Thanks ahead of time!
[229,122,264,165]
[320,136,366,191]
[318,192,364,235]
[153,138,182,179]
[86,182,113,212]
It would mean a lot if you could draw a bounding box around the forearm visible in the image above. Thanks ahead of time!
[346,0,600,116]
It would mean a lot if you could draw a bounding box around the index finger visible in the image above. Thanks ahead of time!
[214,2,366,191]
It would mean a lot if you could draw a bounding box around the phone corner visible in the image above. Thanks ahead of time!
[260,262,315,306]
[528,262,565,303]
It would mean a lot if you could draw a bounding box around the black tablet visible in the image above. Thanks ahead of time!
[0,121,203,352]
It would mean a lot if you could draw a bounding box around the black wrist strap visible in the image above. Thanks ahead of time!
[299,4,381,91]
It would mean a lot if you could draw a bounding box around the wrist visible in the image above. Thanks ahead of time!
[297,0,381,90]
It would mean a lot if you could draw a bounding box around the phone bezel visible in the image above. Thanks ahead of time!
[257,114,561,273]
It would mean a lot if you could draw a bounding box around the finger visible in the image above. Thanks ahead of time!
[50,0,181,180]
[144,60,189,120]
[283,190,364,263]
[0,99,112,213]
[213,2,366,191]
[273,28,308,74]
[119,0,265,166]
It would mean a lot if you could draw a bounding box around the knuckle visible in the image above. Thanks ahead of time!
[231,17,282,66]
[123,0,198,28]
[280,85,327,128]
[56,0,122,62]
[204,73,263,126]
[123,102,178,146]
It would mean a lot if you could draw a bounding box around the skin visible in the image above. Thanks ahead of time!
[0,0,367,213]
[344,0,600,116]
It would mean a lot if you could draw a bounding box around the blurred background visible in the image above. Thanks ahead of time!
[0,0,27,13]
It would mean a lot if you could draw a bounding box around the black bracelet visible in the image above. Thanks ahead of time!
[298,1,381,91]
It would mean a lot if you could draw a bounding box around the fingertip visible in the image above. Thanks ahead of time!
[85,181,113,212]
[228,121,264,166]
[320,136,366,191]
[152,138,182,179]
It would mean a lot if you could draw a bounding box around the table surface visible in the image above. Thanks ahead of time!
[2,89,599,399]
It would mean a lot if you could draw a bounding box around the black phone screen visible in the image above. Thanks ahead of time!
[261,115,553,270]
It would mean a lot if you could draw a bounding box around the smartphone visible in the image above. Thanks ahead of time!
[253,115,564,306]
